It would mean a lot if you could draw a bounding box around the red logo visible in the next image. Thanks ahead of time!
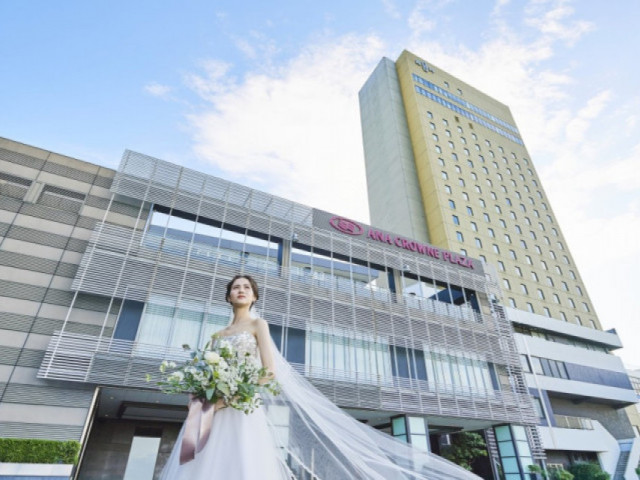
[329,216,364,236]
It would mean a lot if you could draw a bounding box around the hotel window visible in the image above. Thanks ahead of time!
[541,260,548,270]
[534,245,542,254]
[499,219,506,228]
[499,146,504,153]
[485,140,491,147]
[479,154,484,162]
[563,255,570,265]
[464,148,470,156]
[506,168,512,176]
[475,238,482,248]
[475,185,482,193]
[493,244,500,254]
[467,160,474,168]
[515,225,522,234]
[472,133,478,140]
[543,307,551,318]
[528,197,535,205]
[501,185,508,193]
[488,228,495,237]
[553,294,560,304]
[497,261,505,271]
[457,126,463,133]
[515,191,521,199]
[511,152,517,159]
[519,204,526,212]
[484,213,491,222]
[515,163,521,170]
[441,171,448,180]
[557,241,564,250]
[561,281,568,291]
[524,217,531,225]
[504,234,511,243]
[435,145,442,153]
[449,200,456,209]
[475,144,481,151]
[462,192,469,201]
[527,303,534,313]
[560,312,567,322]
[486,179,493,187]
[568,298,576,308]
[429,122,436,130]
[532,179,538,187]
[460,248,467,255]
[514,266,522,276]
[526,256,533,265]
[479,198,486,207]
[569,270,576,280]
[546,215,553,223]
[490,191,497,200]
[496,173,503,181]
[443,118,449,125]
[432,134,439,141]
[448,141,455,149]
[552,228,558,236]
[576,286,583,296]
[521,284,528,294]
[520,240,527,249]
[479,255,486,263]
[531,271,538,282]
[444,184,452,194]
[549,251,556,260]
[438,158,445,166]
[574,316,582,326]
[482,166,489,174]
[509,250,517,260]
[544,236,550,245]
[582,302,590,312]
[509,298,517,308]
[528,169,533,176]
[505,198,512,206]
[445,129,451,137]
[470,221,477,231]
[519,174,525,181]
[470,172,477,181]
[455,165,462,173]
[538,222,545,231]
[495,205,502,214]
[504,279,511,289]
[489,150,495,158]
[456,231,464,242]
[459,178,465,186]
[452,215,460,225]
[427,111,433,118]
[492,161,498,169]
[509,211,517,220]
[466,206,473,215]
[546,276,554,287]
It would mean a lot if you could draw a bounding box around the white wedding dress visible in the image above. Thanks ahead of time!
[160,330,480,480]
[159,331,289,479]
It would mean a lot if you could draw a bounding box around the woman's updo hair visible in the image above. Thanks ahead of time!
[225,275,259,307]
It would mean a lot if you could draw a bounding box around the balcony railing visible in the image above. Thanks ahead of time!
[554,414,593,430]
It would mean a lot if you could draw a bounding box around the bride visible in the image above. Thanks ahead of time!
[160,275,479,479]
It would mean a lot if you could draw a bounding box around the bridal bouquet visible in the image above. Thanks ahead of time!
[149,336,280,414]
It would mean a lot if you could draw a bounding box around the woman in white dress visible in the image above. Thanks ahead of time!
[160,275,480,480]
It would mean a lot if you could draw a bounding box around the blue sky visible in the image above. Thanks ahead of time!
[1,0,639,365]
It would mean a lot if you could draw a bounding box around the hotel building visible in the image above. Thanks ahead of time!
[359,50,639,478]
[1,136,544,479]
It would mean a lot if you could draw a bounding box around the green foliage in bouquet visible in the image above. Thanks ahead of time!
[148,336,280,414]
[0,438,80,464]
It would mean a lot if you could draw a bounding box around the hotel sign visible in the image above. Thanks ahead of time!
[320,213,475,270]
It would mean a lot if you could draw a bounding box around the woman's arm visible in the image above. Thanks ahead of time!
[255,318,276,381]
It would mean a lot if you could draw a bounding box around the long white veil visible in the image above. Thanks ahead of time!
[263,337,481,480]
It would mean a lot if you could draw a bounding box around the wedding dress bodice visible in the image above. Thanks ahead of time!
[217,331,260,365]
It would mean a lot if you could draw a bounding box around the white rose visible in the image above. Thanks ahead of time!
[204,351,221,364]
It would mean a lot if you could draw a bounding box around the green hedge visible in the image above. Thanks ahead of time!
[0,438,80,464]
[567,463,610,480]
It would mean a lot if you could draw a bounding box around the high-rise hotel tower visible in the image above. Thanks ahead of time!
[360,51,640,477]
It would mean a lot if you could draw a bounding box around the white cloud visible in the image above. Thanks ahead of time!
[186,34,386,223]
[381,0,402,19]
[143,82,172,98]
